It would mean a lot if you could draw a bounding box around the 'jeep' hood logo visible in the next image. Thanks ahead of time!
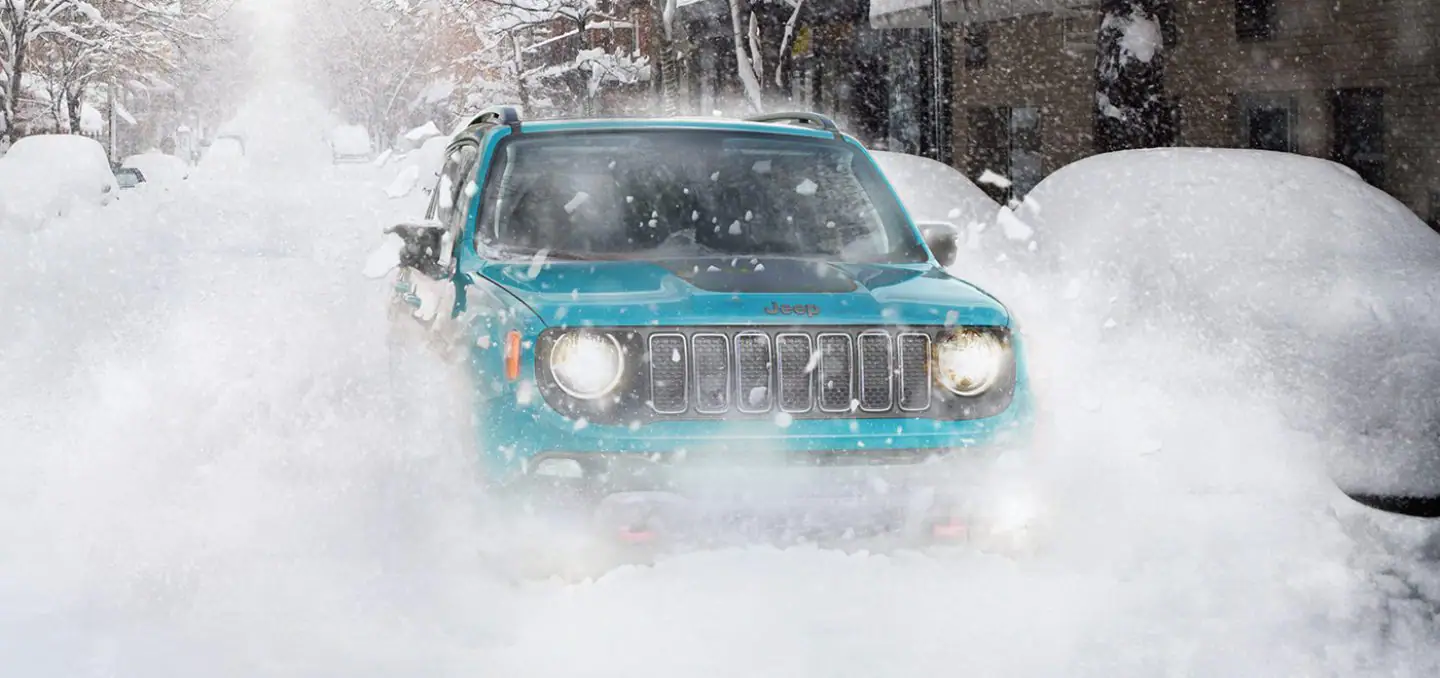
[764,302,820,317]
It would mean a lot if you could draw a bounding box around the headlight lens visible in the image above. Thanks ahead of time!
[934,328,1006,396]
[549,331,624,399]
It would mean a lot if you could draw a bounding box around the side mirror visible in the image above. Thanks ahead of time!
[918,221,961,268]
[363,221,452,280]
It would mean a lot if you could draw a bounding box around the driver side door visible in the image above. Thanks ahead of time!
[390,141,480,353]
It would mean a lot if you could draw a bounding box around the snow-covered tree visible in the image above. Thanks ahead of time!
[2,0,219,142]
[1093,0,1170,152]
[480,0,650,117]
[2,0,87,140]
[297,0,470,141]
[722,0,806,113]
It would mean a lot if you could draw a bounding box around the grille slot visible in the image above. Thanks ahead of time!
[691,334,730,413]
[857,331,893,411]
[815,333,854,412]
[897,333,931,411]
[648,334,688,413]
[775,334,814,413]
[734,333,773,413]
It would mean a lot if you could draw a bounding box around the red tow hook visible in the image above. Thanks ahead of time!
[617,526,657,544]
[930,518,968,540]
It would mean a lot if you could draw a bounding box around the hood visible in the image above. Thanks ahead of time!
[475,257,1009,328]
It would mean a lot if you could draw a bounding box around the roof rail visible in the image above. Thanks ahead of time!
[745,112,840,134]
[466,105,522,129]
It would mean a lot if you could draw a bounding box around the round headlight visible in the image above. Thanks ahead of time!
[934,329,1006,396]
[549,331,624,400]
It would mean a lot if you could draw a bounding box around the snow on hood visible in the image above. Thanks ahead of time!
[476,258,1008,328]
[1004,148,1440,498]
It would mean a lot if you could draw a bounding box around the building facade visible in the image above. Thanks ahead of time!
[948,0,1440,226]
[670,0,953,160]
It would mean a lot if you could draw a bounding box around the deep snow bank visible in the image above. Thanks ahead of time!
[1004,148,1440,499]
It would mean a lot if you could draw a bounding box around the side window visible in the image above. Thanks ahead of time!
[447,145,480,235]
[426,155,456,221]
[429,144,479,227]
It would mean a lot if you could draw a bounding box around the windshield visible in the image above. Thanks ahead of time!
[475,131,925,263]
[114,169,142,188]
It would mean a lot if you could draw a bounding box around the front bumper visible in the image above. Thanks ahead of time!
[475,381,1034,485]
[512,448,1015,542]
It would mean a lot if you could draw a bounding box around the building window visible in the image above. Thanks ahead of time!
[1331,88,1386,188]
[1061,14,1097,57]
[1238,94,1295,153]
[1236,0,1276,41]
[964,24,989,69]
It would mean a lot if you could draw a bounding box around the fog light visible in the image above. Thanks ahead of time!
[533,457,585,479]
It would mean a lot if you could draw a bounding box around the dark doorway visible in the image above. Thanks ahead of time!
[967,106,1011,203]
[1331,88,1385,188]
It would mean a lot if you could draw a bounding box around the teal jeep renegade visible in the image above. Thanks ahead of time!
[375,107,1035,540]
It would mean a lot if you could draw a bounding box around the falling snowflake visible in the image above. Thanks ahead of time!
[564,192,591,213]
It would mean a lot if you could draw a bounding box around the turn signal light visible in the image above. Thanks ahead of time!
[505,331,522,380]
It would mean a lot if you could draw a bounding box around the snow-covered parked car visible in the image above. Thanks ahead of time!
[870,150,1005,277]
[870,150,1000,232]
[370,108,1036,542]
[329,125,373,163]
[0,134,118,228]
[122,152,190,187]
[197,136,248,175]
[1007,148,1440,516]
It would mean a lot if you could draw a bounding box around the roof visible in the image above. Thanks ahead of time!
[513,118,840,139]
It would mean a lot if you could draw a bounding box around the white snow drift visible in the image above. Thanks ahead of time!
[1003,148,1440,499]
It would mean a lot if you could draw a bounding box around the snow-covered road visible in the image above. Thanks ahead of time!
[2,97,1438,677]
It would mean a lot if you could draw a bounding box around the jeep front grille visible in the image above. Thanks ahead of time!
[647,328,931,417]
